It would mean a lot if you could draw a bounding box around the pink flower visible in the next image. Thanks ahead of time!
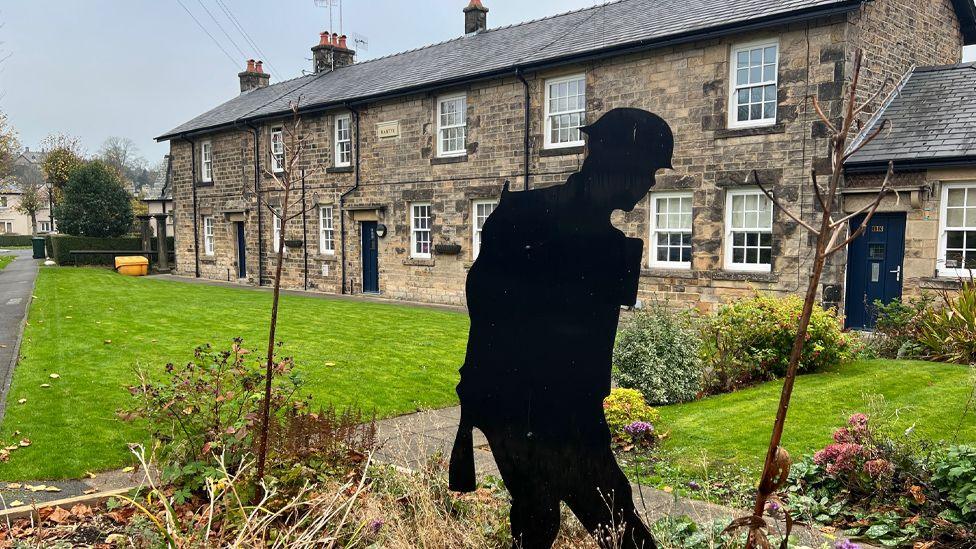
[848,413,869,431]
[814,443,864,475]
[863,459,891,478]
[833,427,854,443]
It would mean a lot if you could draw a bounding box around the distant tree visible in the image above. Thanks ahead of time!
[53,160,133,237]
[40,133,84,201]
[98,136,147,193]
[0,112,20,181]
[11,163,48,235]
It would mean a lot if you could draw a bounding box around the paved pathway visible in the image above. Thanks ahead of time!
[0,249,39,423]
[375,406,834,546]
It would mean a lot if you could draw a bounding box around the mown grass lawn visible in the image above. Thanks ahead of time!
[0,267,469,481]
[657,359,976,472]
[0,255,13,271]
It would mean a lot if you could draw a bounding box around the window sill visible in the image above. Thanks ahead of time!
[539,145,584,157]
[708,270,777,283]
[315,253,338,262]
[714,123,785,139]
[196,181,214,188]
[200,257,216,264]
[403,257,435,267]
[326,166,353,174]
[430,155,468,165]
[923,276,964,289]
[641,268,697,279]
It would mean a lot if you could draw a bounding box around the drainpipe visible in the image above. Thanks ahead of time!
[245,122,264,286]
[516,67,531,190]
[181,135,200,278]
[301,169,308,291]
[339,103,361,295]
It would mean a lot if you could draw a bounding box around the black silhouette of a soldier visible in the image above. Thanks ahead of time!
[449,108,674,548]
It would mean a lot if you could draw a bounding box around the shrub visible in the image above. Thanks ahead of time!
[613,306,705,405]
[916,281,976,365]
[703,294,855,393]
[53,160,133,237]
[931,445,976,523]
[0,235,33,247]
[870,295,933,359]
[45,234,143,265]
[603,388,659,445]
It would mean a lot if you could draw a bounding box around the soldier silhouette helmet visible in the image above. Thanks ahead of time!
[580,107,674,175]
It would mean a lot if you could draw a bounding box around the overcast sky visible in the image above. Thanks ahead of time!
[1,1,974,162]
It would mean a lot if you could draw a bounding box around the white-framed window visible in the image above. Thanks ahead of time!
[39,221,51,233]
[0,221,12,234]
[938,182,976,277]
[334,114,351,167]
[728,40,778,129]
[203,216,215,256]
[472,199,497,259]
[270,127,284,173]
[410,203,432,259]
[544,73,586,148]
[725,188,773,272]
[650,192,693,269]
[319,205,335,255]
[437,94,467,157]
[201,141,213,182]
[272,210,283,252]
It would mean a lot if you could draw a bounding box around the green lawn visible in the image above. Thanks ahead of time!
[658,359,976,471]
[0,255,13,271]
[0,267,469,480]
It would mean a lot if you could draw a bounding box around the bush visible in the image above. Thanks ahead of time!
[613,306,705,405]
[0,235,33,247]
[603,388,659,445]
[870,295,933,359]
[53,160,133,237]
[916,281,976,365]
[931,445,976,523]
[703,294,855,393]
[45,234,143,265]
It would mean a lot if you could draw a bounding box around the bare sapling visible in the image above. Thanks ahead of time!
[724,49,898,548]
[256,99,324,480]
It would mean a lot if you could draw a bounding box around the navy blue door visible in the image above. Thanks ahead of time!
[844,212,906,329]
[235,222,246,278]
[361,221,379,293]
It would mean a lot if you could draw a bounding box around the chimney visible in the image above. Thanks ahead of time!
[238,58,270,93]
[464,0,488,34]
[312,31,355,73]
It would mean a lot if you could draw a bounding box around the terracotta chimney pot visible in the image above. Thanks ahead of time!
[319,32,329,46]
[255,60,264,74]
[246,59,256,72]
[339,35,348,49]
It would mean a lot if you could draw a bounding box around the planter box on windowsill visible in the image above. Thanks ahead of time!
[539,145,584,157]
[434,243,462,256]
[708,270,778,283]
[403,257,435,267]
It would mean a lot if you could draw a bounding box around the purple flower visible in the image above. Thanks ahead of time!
[834,539,860,549]
[687,481,701,490]
[368,518,385,534]
[624,421,654,442]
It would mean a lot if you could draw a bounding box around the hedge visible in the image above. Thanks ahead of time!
[43,235,177,266]
[0,235,34,247]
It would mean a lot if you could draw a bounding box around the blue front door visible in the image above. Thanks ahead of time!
[844,212,906,329]
[361,221,379,293]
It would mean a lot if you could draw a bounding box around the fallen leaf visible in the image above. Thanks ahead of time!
[64,316,72,319]
[70,504,93,518]
[0,449,10,462]
[84,471,96,479]
[83,488,98,494]
[16,398,26,404]
[105,533,128,544]
[121,466,135,473]
[5,445,17,451]
[47,506,70,523]
[40,383,50,388]
[49,373,59,379]
[44,486,61,492]
[6,483,21,489]
[27,484,46,492]
[324,361,336,366]
[18,439,31,447]
[8,500,24,507]
[104,340,111,344]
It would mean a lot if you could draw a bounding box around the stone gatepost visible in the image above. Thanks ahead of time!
[137,215,153,255]
[152,213,171,273]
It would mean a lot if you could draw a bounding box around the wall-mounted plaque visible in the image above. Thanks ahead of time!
[377,121,400,139]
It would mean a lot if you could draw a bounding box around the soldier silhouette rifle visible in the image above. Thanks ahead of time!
[449,108,675,549]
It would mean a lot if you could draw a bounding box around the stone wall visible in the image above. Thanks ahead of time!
[168,0,965,311]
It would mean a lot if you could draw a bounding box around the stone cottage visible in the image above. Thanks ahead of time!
[157,0,976,326]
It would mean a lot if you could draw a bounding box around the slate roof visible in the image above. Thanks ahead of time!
[845,63,976,171]
[143,156,173,201]
[159,0,867,140]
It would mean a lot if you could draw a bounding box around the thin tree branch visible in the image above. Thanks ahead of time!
[852,77,893,119]
[844,118,891,161]
[751,170,821,236]
[811,95,836,134]
[810,169,829,213]
[826,161,894,255]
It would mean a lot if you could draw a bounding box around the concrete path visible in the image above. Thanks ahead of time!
[0,249,40,423]
[375,406,833,546]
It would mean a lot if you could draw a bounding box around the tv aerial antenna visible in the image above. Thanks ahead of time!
[312,0,342,34]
